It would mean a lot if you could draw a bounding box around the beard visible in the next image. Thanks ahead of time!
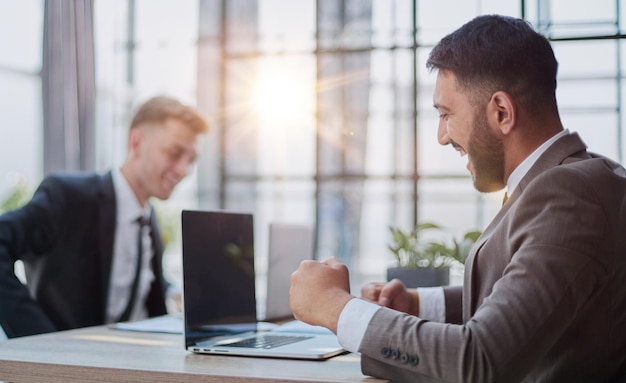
[467,109,505,193]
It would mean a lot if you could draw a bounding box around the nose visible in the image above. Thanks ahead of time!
[437,119,450,146]
[173,157,193,180]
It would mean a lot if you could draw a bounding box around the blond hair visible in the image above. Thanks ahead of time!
[130,96,209,134]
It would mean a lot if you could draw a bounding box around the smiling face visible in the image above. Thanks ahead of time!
[434,70,505,193]
[123,118,202,206]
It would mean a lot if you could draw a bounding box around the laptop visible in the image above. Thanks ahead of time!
[181,210,344,360]
[263,223,315,321]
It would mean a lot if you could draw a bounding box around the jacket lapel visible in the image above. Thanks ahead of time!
[463,132,589,321]
[97,172,116,321]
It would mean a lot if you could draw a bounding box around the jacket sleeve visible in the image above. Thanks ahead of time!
[0,176,69,337]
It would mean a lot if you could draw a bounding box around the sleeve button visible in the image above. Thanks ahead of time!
[409,354,419,366]
[400,352,409,364]
[391,348,400,359]
[381,347,391,358]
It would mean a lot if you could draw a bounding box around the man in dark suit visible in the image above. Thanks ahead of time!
[0,96,209,338]
[290,15,626,382]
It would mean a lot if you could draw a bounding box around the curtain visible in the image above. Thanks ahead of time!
[42,0,95,175]
[316,0,373,265]
[196,0,259,209]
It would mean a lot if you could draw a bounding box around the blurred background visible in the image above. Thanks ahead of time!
[1,0,625,291]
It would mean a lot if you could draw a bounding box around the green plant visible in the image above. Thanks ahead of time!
[388,222,481,269]
[152,202,180,252]
[0,181,32,214]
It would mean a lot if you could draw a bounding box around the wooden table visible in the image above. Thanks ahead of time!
[0,325,388,383]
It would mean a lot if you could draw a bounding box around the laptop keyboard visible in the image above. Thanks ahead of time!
[224,334,313,349]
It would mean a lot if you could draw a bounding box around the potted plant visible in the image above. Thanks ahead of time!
[386,222,481,288]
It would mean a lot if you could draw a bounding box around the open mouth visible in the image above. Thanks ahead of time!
[451,142,467,157]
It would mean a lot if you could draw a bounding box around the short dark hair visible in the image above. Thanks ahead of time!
[426,14,558,113]
[130,96,209,134]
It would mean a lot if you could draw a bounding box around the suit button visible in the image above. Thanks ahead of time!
[400,352,409,364]
[381,347,391,358]
[390,348,400,359]
[409,354,419,366]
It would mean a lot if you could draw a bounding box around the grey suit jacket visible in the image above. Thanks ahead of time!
[359,132,626,382]
[0,172,167,338]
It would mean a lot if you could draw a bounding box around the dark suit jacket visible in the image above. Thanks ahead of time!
[359,132,626,382]
[0,172,167,338]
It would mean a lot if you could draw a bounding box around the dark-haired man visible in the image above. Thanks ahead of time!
[290,15,626,382]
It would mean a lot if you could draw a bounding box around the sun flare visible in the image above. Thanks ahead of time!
[253,72,312,123]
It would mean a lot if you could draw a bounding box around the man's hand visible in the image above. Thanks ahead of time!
[360,279,420,316]
[289,257,353,334]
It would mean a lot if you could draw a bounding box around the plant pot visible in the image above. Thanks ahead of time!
[386,267,450,288]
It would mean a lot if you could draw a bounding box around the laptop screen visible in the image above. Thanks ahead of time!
[182,210,257,347]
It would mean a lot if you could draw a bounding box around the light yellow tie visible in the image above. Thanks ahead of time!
[502,191,509,206]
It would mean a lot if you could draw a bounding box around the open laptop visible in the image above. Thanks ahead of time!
[263,223,315,321]
[181,210,344,360]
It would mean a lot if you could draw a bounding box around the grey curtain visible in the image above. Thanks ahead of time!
[42,0,96,175]
[316,0,373,265]
[196,0,259,210]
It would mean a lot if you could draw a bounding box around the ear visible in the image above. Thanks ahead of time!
[487,91,515,135]
[128,127,143,154]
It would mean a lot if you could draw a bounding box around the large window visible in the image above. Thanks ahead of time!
[1,0,625,292]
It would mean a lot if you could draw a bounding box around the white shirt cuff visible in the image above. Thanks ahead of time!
[0,324,7,340]
[337,298,380,353]
[416,286,445,322]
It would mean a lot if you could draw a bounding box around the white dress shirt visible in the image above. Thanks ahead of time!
[106,169,155,323]
[336,129,570,353]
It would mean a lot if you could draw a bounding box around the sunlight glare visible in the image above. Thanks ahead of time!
[254,73,311,123]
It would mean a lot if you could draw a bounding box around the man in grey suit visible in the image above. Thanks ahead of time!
[0,96,209,338]
[290,15,626,382]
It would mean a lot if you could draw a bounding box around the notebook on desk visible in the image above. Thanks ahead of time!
[263,222,315,321]
[181,210,344,360]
